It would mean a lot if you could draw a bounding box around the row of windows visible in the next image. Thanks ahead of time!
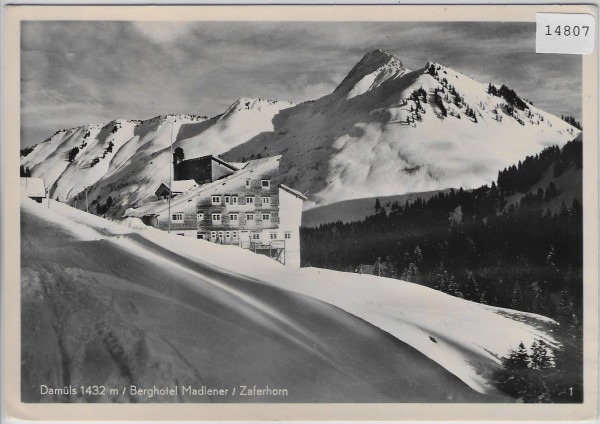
[200,231,292,241]
[270,232,291,240]
[211,195,271,206]
[207,213,272,223]
[244,179,271,189]
[209,231,239,241]
[174,212,278,223]
[263,231,292,240]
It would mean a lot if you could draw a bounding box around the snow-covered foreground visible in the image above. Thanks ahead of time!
[21,198,557,402]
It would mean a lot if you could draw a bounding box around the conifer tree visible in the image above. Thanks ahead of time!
[413,246,424,266]
[531,341,552,370]
[375,198,381,213]
[401,262,420,284]
[463,271,480,301]
[505,342,530,370]
[510,282,523,309]
[433,262,449,291]
[494,342,532,401]
[68,146,79,162]
[447,276,463,298]
[556,289,573,323]
[20,165,32,177]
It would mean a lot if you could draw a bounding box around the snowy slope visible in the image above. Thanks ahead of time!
[22,196,558,396]
[49,120,137,200]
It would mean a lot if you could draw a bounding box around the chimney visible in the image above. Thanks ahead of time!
[173,147,184,180]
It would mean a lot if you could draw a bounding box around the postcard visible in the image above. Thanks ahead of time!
[2,3,598,422]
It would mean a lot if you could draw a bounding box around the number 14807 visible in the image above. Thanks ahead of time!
[545,25,590,37]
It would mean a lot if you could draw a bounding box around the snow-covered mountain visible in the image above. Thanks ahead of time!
[222,50,579,206]
[21,50,579,215]
[21,99,294,217]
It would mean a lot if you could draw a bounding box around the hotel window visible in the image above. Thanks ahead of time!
[245,179,251,188]
[284,232,291,239]
[229,213,238,222]
[211,195,221,205]
[197,213,204,221]
[245,196,254,204]
[262,197,270,206]
[171,213,184,222]
[252,233,260,240]
[218,231,224,241]
[212,213,222,224]
[231,196,238,204]
[197,233,204,240]
[261,180,270,189]
[262,213,271,221]
[232,231,238,239]
[270,232,277,240]
[210,231,217,240]
[225,231,231,240]
[224,195,231,204]
[246,214,254,221]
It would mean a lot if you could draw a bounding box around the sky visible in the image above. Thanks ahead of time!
[20,20,582,147]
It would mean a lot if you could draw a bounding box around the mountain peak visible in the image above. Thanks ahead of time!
[333,49,405,97]
[360,49,401,66]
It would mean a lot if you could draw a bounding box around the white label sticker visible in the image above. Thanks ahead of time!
[536,13,595,54]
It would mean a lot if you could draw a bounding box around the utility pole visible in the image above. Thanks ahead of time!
[168,120,174,233]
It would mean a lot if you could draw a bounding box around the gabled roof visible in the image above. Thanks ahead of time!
[279,184,307,200]
[155,183,170,197]
[20,177,46,198]
[155,180,198,197]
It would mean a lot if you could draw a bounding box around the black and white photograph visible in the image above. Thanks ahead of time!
[3,3,599,422]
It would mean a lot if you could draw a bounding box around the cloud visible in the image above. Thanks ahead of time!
[290,80,337,104]
[20,20,582,148]
[132,21,195,44]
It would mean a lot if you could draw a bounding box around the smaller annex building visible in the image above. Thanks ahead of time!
[125,152,306,267]
[20,177,46,203]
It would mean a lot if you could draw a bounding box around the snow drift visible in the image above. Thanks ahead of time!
[21,197,557,401]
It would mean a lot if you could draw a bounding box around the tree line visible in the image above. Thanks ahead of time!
[561,114,582,130]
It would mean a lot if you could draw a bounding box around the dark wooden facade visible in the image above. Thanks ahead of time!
[174,155,237,184]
